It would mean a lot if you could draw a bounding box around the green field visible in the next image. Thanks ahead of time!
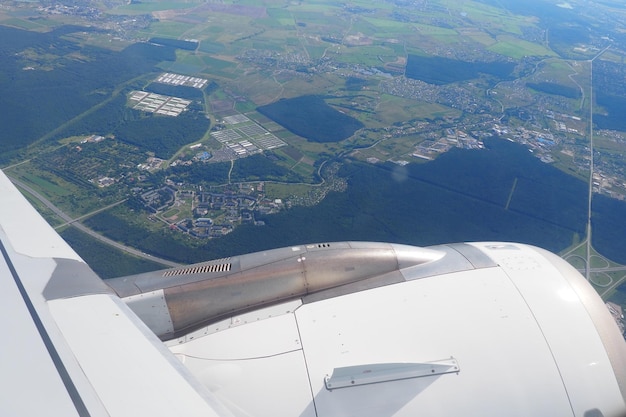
[4,0,626,289]
[12,169,74,198]
[108,1,201,15]
[138,21,197,38]
[377,95,461,124]
[489,36,557,59]
[264,182,319,200]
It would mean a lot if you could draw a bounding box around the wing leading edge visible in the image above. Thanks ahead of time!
[3,167,626,417]
[0,170,230,417]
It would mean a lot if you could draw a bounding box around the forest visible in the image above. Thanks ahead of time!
[168,154,305,185]
[81,138,589,272]
[60,226,164,279]
[0,26,177,160]
[48,91,210,159]
[169,160,230,185]
[230,154,305,182]
[114,111,210,159]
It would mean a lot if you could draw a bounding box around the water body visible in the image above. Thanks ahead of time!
[594,92,626,131]
[405,55,515,85]
[526,82,581,99]
[257,95,364,143]
[592,194,626,264]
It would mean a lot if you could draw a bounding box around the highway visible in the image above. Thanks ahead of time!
[560,44,626,301]
[9,175,182,269]
[583,44,611,280]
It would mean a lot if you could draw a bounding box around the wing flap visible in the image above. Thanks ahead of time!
[0,169,231,416]
[0,170,81,261]
[48,294,227,417]
[0,242,84,417]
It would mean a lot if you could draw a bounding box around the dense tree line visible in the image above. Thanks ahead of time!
[51,94,130,140]
[84,208,215,264]
[345,76,368,91]
[168,154,303,184]
[169,160,231,185]
[0,25,176,153]
[60,226,163,279]
[231,154,304,182]
[52,94,210,159]
[83,138,590,269]
[114,111,210,159]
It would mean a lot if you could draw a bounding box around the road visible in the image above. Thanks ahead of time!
[9,175,182,269]
[599,268,626,299]
[583,44,611,280]
[585,56,594,280]
[560,44,623,300]
[54,199,129,228]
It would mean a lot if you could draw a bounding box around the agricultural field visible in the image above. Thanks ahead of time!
[6,0,626,286]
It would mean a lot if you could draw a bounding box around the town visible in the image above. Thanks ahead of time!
[5,0,626,242]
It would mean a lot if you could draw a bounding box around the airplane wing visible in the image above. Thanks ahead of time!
[3,165,626,417]
[109,243,626,416]
[0,170,231,416]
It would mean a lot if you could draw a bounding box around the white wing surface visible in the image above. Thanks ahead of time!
[3,165,626,417]
[0,170,229,417]
[161,243,626,417]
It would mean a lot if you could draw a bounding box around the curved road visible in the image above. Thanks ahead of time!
[9,176,181,268]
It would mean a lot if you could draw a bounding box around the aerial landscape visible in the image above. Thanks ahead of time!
[3,0,626,318]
